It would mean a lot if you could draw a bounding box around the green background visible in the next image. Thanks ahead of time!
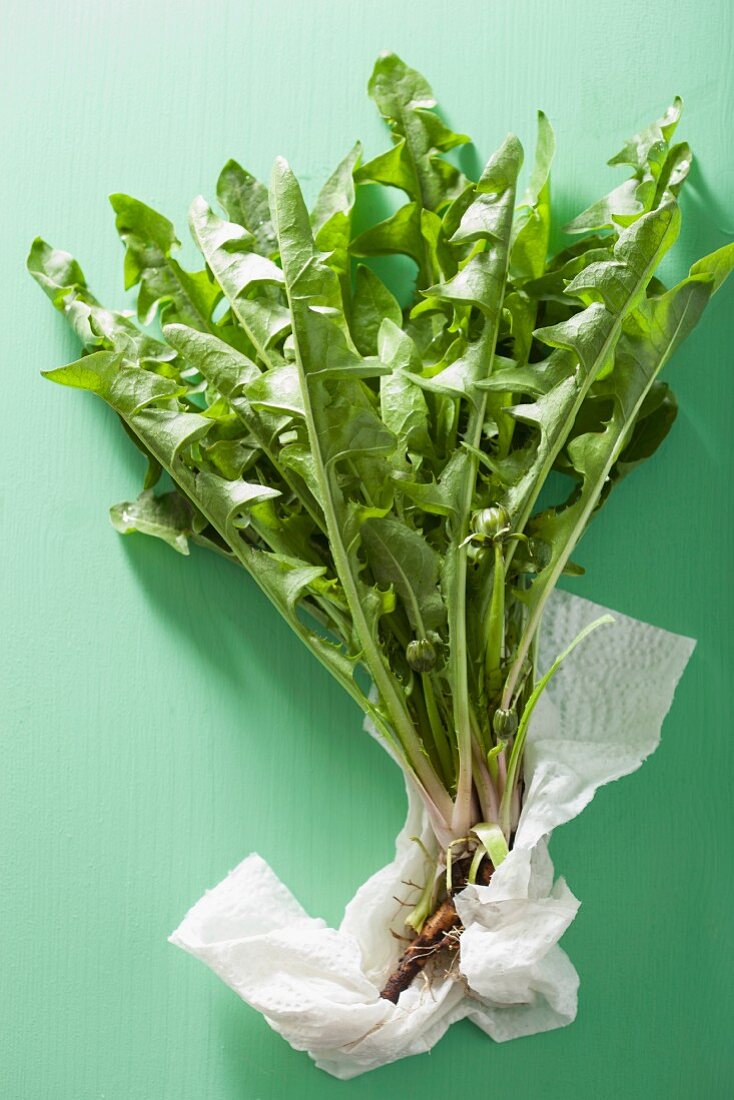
[3,2,733,1097]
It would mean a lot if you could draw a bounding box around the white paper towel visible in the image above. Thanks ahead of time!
[170,589,695,1079]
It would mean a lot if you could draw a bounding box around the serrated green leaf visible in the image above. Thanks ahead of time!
[246,364,304,417]
[270,155,450,814]
[609,381,677,484]
[502,203,682,532]
[511,111,555,282]
[361,516,445,633]
[195,470,280,531]
[189,197,288,361]
[355,139,416,196]
[216,160,277,256]
[564,98,683,233]
[350,264,402,355]
[110,489,192,555]
[311,142,362,280]
[501,251,725,706]
[28,238,175,362]
[690,241,734,292]
[378,319,431,456]
[350,202,425,267]
[110,194,219,330]
[367,52,469,211]
[32,57,732,853]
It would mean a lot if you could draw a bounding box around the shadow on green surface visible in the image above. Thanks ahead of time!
[120,534,262,687]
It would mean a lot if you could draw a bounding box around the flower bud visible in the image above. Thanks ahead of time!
[472,504,511,541]
[406,638,437,673]
[492,707,518,738]
[467,542,487,564]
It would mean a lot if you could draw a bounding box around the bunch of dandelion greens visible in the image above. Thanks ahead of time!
[30,53,733,1001]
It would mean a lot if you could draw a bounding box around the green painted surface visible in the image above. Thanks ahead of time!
[2,2,732,1096]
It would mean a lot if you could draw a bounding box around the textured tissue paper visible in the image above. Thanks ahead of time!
[170,589,695,1079]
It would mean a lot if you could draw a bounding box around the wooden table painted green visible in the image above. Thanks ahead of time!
[3,2,733,1096]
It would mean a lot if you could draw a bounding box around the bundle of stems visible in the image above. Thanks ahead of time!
[30,53,732,991]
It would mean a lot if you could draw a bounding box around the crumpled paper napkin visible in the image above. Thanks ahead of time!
[170,589,695,1079]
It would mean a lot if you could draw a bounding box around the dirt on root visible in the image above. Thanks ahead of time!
[379,855,493,1003]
